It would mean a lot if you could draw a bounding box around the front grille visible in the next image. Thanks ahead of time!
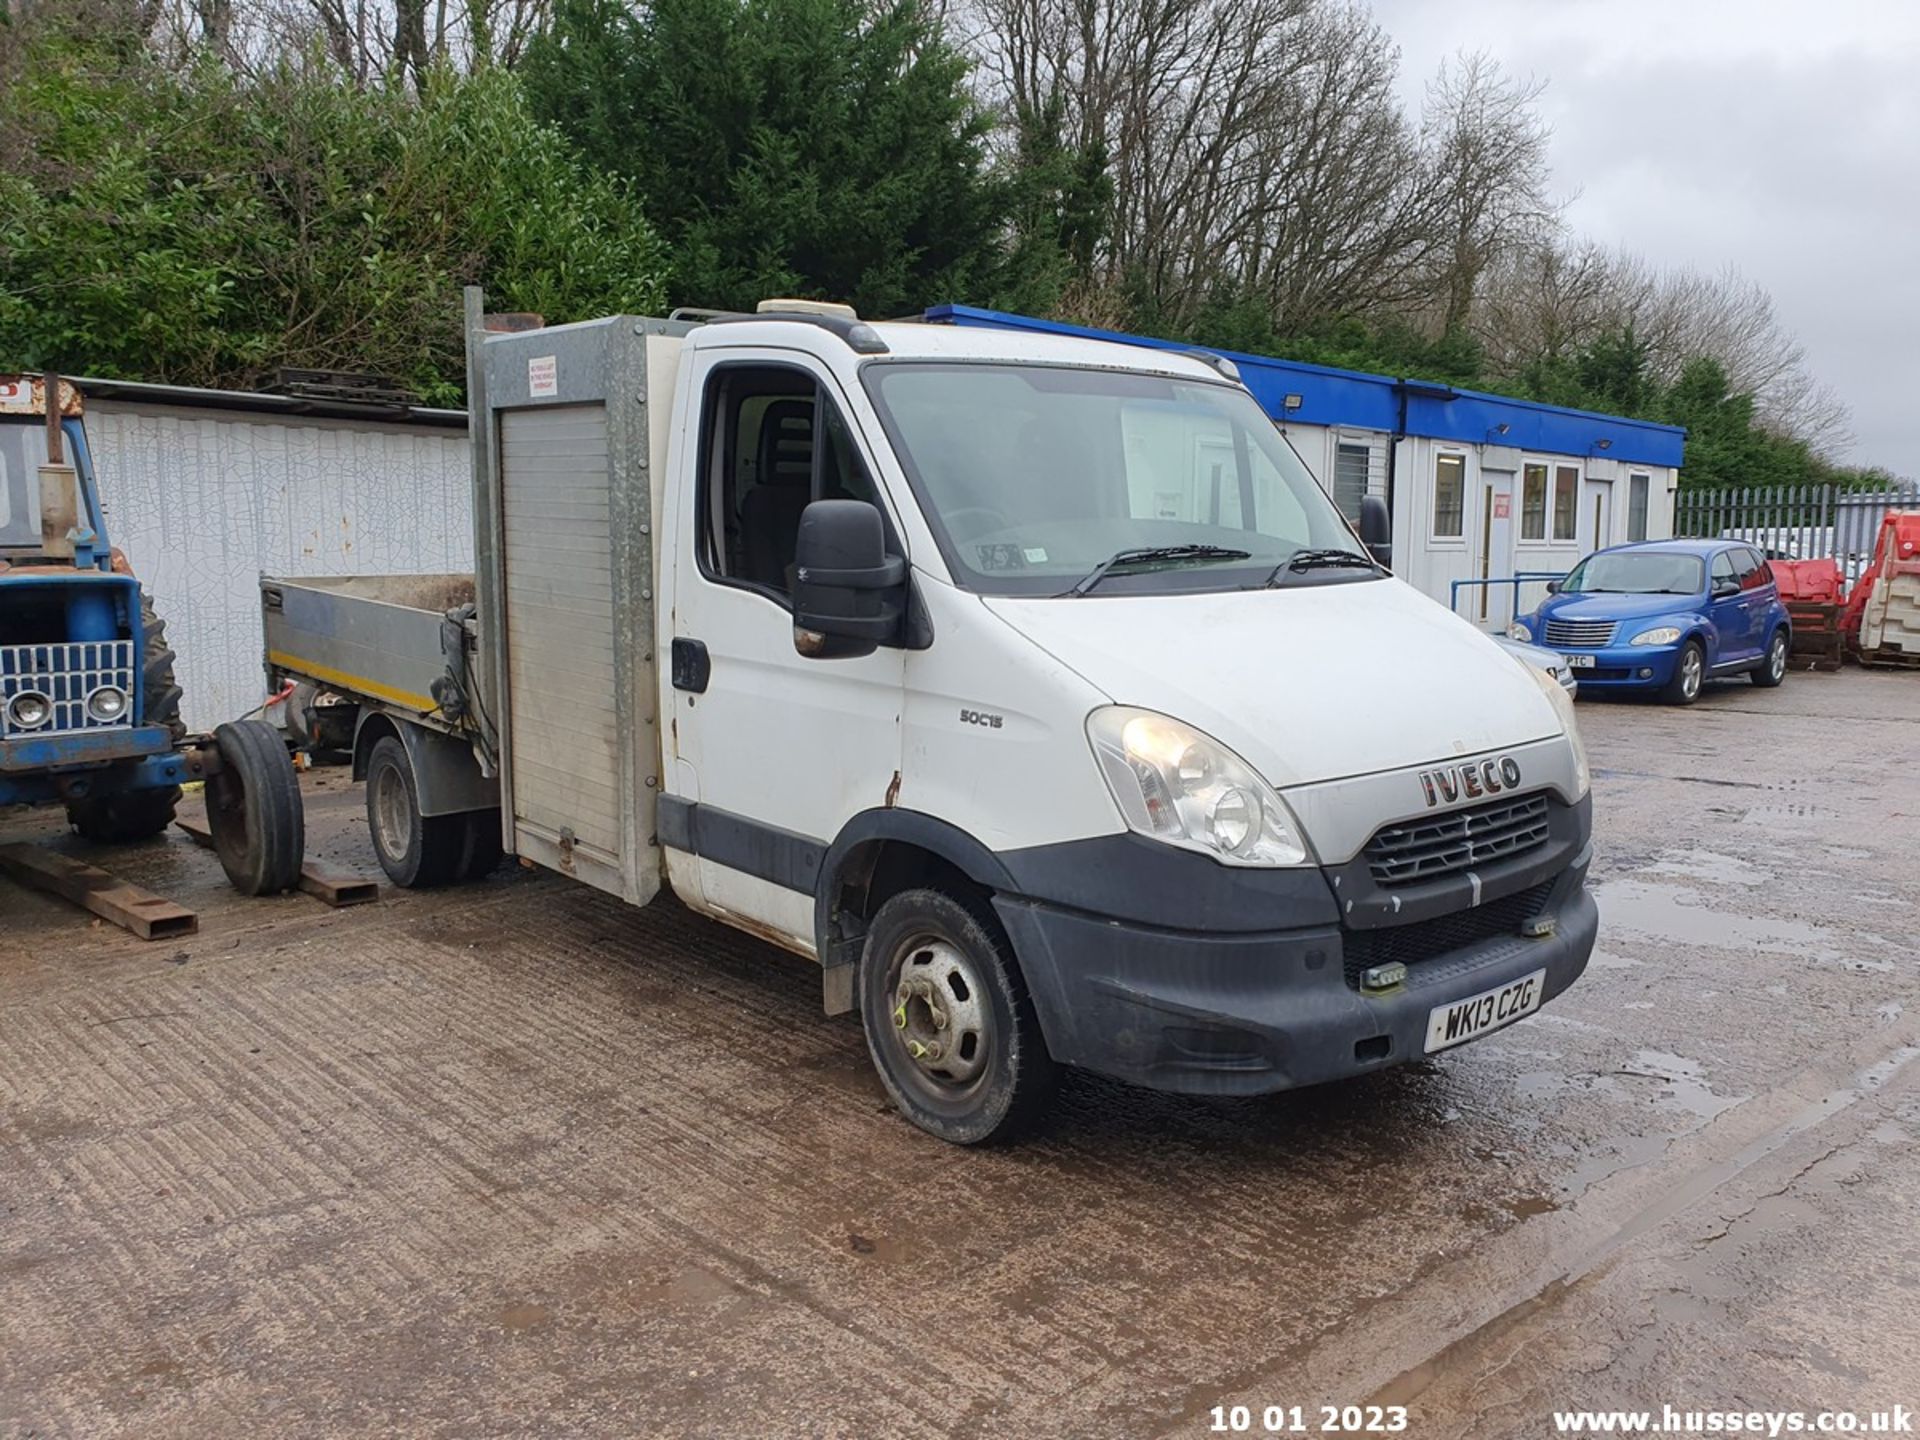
[0,641,136,738]
[1343,881,1554,987]
[1544,618,1617,648]
[1365,792,1551,885]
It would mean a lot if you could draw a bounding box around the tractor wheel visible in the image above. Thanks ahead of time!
[64,589,185,843]
[205,719,305,895]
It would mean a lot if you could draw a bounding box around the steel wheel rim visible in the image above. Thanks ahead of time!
[1770,634,1787,680]
[1682,649,1703,699]
[887,934,991,1092]
[372,764,410,860]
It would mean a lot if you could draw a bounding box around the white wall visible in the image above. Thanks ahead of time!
[86,402,472,731]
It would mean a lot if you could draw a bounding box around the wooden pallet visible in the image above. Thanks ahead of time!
[1858,646,1920,670]
[1785,601,1844,670]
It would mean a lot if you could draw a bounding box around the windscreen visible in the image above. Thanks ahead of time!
[1562,551,1704,596]
[0,421,49,549]
[862,362,1368,595]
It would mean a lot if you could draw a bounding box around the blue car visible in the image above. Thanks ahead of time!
[1509,539,1792,704]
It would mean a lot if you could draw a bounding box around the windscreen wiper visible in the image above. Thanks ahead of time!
[1264,548,1379,586]
[1063,544,1252,597]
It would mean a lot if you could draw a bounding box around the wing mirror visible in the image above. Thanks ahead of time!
[792,499,906,659]
[1711,577,1740,599]
[1359,494,1392,566]
[1544,579,1561,595]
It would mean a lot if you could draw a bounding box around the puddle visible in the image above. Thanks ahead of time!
[1587,948,1644,971]
[1561,1129,1673,1197]
[1594,879,1898,971]
[499,1301,551,1330]
[1613,1049,1746,1123]
[1643,848,1772,887]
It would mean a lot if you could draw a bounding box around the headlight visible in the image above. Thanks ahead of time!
[1630,626,1682,646]
[1086,706,1310,866]
[86,685,128,722]
[6,690,53,730]
[1524,663,1589,800]
[1506,621,1533,641]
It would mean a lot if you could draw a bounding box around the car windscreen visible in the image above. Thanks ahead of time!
[1561,551,1704,596]
[861,361,1369,596]
[0,420,48,549]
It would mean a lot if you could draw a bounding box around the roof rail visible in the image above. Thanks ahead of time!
[705,309,890,355]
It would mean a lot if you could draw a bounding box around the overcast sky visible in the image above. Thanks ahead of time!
[1369,0,1919,477]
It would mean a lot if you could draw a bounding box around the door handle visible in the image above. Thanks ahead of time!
[671,637,710,693]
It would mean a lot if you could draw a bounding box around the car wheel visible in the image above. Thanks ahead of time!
[1661,640,1705,706]
[858,888,1057,1146]
[1751,629,1789,687]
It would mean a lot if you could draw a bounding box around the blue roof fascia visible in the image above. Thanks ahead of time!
[924,304,1686,469]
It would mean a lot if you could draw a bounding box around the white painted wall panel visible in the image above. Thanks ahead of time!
[85,402,471,731]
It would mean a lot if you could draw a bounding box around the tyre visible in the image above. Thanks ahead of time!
[1660,639,1705,706]
[459,808,505,880]
[205,719,305,895]
[363,735,465,888]
[66,787,180,844]
[1751,628,1789,687]
[67,589,185,842]
[858,888,1057,1145]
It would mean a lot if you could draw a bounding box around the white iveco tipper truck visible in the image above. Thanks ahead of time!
[263,288,1596,1145]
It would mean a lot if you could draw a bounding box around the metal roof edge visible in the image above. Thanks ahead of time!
[71,375,468,430]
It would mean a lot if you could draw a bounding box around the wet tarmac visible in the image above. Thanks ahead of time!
[2,667,1917,1437]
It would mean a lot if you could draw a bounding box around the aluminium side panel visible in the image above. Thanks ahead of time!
[470,314,689,906]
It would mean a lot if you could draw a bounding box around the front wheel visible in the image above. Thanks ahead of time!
[1751,629,1789,687]
[1661,640,1705,706]
[858,888,1057,1145]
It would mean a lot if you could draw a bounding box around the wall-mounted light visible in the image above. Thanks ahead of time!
[1282,393,1303,412]
[1487,422,1510,439]
[1595,438,1613,451]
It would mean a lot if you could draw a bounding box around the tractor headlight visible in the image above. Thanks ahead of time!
[1524,663,1590,800]
[7,690,54,731]
[86,685,129,722]
[1630,626,1682,646]
[1086,706,1310,867]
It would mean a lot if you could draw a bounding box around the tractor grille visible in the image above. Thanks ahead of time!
[0,641,136,738]
[1343,881,1555,987]
[1364,792,1551,885]
[1544,618,1617,648]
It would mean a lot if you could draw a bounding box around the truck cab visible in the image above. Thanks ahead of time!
[268,302,1597,1145]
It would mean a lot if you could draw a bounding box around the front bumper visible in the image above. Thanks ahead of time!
[1555,644,1683,692]
[0,727,187,808]
[994,844,1596,1096]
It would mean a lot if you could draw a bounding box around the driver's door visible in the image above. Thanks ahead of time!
[1706,550,1752,664]
[660,348,906,953]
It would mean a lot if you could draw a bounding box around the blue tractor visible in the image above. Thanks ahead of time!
[1,374,302,894]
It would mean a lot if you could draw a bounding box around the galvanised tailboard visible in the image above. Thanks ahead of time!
[463,297,692,906]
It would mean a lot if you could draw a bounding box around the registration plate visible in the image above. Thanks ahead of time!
[1424,969,1546,1054]
[1565,653,1595,668]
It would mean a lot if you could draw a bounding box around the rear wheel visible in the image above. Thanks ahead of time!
[364,735,464,888]
[459,808,505,880]
[66,589,184,842]
[1661,640,1705,706]
[858,888,1057,1145]
[205,719,305,894]
[1751,628,1789,687]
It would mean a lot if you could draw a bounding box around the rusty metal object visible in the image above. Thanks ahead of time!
[0,841,197,940]
[174,819,377,908]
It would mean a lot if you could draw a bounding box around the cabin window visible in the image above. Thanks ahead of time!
[1432,452,1466,539]
[1521,462,1548,541]
[1628,473,1650,542]
[1552,464,1579,542]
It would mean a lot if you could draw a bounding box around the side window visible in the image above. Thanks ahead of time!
[1521,462,1547,541]
[1432,452,1466,539]
[1627,474,1650,543]
[1739,547,1772,591]
[1551,464,1579,542]
[699,365,879,601]
[1710,551,1737,593]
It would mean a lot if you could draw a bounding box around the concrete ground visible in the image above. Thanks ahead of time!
[2,667,1917,1439]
